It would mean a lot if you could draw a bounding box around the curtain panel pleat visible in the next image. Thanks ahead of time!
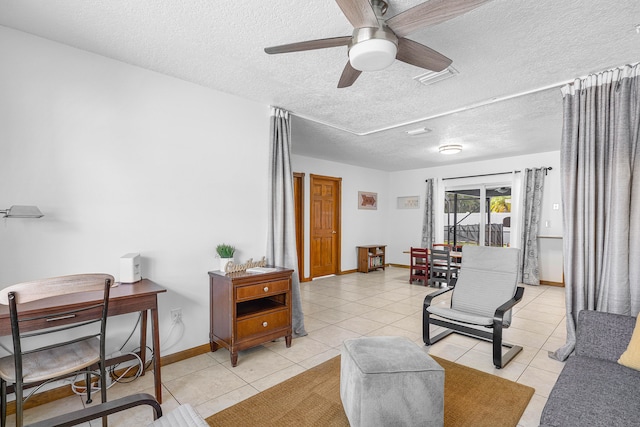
[267,107,307,337]
[421,179,435,248]
[552,63,640,361]
[518,168,545,285]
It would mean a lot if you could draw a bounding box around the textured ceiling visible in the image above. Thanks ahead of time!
[0,0,638,170]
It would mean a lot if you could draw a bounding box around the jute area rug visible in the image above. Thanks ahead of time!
[207,355,535,427]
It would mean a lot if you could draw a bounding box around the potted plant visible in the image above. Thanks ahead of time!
[216,244,236,272]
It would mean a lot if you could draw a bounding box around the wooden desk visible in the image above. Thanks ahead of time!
[0,279,167,403]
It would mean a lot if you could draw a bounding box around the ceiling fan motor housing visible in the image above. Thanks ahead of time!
[348,27,398,71]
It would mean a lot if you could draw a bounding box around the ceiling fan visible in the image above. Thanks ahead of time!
[264,0,491,88]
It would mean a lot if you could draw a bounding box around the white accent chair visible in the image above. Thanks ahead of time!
[423,246,524,368]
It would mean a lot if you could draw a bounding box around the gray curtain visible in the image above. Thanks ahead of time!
[551,63,640,361]
[421,179,434,248]
[518,168,546,285]
[267,107,307,337]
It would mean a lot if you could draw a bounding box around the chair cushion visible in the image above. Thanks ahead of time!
[0,337,100,383]
[427,306,493,326]
[451,246,519,324]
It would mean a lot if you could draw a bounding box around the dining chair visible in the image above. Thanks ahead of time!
[0,274,113,427]
[409,247,429,285]
[431,243,452,250]
[429,246,454,288]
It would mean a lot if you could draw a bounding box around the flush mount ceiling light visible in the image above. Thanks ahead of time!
[438,144,462,155]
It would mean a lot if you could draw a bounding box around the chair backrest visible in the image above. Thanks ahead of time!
[0,274,113,305]
[410,247,428,263]
[451,246,520,323]
[0,274,113,366]
[432,243,452,250]
[429,247,452,286]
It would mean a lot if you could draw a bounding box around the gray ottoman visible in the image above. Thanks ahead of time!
[340,336,444,427]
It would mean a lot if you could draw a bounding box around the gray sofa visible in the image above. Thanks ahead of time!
[540,310,640,427]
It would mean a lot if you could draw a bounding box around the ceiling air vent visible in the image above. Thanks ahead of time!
[405,127,432,136]
[414,66,458,86]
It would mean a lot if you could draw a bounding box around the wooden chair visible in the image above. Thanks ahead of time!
[423,246,524,368]
[0,274,113,427]
[409,247,429,285]
[429,246,454,288]
[432,243,452,250]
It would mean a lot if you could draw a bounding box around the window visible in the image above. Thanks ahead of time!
[444,185,511,248]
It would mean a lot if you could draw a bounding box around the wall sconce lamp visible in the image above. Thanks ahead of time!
[0,205,44,218]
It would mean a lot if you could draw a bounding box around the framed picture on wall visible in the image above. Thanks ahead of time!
[358,191,377,210]
[397,196,420,209]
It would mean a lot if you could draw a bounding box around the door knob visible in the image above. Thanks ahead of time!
[332,231,337,234]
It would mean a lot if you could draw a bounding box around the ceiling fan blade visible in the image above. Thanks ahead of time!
[334,0,379,28]
[387,0,492,38]
[396,38,452,72]
[338,62,362,88]
[265,36,351,54]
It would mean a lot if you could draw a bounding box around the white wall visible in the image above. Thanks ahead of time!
[290,155,390,276]
[387,151,563,282]
[0,27,271,356]
[0,25,565,365]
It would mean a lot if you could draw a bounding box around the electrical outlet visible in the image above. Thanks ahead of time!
[170,308,182,322]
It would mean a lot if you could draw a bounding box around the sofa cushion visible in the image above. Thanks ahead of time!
[575,310,636,362]
[618,315,640,371]
[540,355,640,427]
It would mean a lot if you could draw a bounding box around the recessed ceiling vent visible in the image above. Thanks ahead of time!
[405,127,432,136]
[414,66,458,86]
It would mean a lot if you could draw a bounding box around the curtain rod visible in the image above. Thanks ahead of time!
[429,166,552,182]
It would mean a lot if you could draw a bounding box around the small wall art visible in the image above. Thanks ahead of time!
[397,196,420,209]
[358,191,377,210]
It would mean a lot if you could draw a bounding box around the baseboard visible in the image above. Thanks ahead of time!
[160,343,211,366]
[389,263,410,269]
[339,269,357,275]
[539,280,565,287]
[5,344,212,415]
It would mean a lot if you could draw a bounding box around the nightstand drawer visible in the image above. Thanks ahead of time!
[236,279,289,301]
[236,309,289,340]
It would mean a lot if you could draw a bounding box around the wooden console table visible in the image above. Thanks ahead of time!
[209,267,293,366]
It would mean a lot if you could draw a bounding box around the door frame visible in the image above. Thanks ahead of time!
[309,174,342,278]
[293,172,305,282]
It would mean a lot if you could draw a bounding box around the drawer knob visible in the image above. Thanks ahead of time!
[262,321,268,327]
[263,286,269,292]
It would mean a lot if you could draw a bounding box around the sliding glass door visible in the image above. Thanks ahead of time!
[444,185,511,248]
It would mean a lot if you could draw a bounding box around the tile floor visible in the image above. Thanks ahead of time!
[13,267,567,426]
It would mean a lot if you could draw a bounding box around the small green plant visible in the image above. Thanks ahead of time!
[216,244,235,258]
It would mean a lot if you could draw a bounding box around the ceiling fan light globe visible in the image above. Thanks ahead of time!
[348,39,397,72]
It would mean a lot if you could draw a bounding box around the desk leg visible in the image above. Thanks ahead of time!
[151,305,162,403]
[139,311,148,376]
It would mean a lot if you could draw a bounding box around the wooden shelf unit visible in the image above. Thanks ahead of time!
[357,245,386,273]
[208,267,293,367]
